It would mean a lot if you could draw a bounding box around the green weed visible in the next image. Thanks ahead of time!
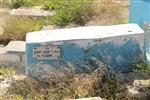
[11,0,34,8]
[47,0,94,26]
[0,66,15,78]
[133,61,150,73]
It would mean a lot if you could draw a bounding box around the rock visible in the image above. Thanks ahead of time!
[126,85,139,97]
[10,7,55,17]
[69,97,103,100]
[130,90,150,100]
[133,79,150,89]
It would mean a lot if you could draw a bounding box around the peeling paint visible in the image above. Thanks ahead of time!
[27,35,144,74]
[26,25,144,80]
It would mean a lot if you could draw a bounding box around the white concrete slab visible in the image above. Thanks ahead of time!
[6,41,26,53]
[26,24,144,43]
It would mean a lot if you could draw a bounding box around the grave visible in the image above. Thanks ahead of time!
[26,24,144,80]
[129,0,150,63]
[10,7,55,17]
[0,41,26,74]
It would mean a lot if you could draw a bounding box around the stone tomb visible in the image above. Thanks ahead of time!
[26,24,144,80]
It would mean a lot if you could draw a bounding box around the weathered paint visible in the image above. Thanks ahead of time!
[26,24,144,80]
[129,0,150,27]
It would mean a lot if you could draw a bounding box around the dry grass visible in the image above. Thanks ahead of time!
[87,0,128,26]
[0,0,12,8]
[94,0,123,16]
[2,17,43,41]
[5,63,129,100]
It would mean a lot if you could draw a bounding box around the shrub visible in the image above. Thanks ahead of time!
[0,66,15,78]
[2,17,43,41]
[48,0,94,26]
[7,58,129,100]
[0,0,12,8]
[133,61,150,73]
[10,0,56,8]
[90,72,129,100]
[7,78,42,99]
[7,69,75,100]
[43,0,58,10]
[7,70,129,100]
[11,0,34,8]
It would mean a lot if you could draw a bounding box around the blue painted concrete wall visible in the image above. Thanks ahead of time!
[129,0,150,27]
[26,34,144,78]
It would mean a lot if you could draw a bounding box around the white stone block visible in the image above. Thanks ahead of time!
[6,41,26,53]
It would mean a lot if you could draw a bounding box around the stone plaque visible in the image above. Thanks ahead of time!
[33,46,60,60]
